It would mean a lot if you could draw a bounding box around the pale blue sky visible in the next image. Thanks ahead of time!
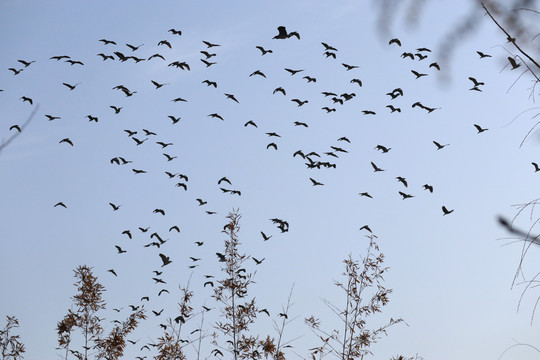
[1,1,540,359]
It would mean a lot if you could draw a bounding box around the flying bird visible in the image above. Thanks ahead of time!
[433,141,449,150]
[62,82,80,90]
[399,191,414,199]
[310,178,324,186]
[273,87,286,95]
[224,93,239,103]
[442,206,454,215]
[109,203,121,211]
[474,124,488,133]
[159,253,172,267]
[477,51,492,58]
[422,184,434,193]
[273,26,300,39]
[20,96,33,104]
[389,38,401,46]
[54,202,67,208]
[371,162,384,172]
[342,63,359,71]
[203,40,220,48]
[9,125,21,132]
[411,70,428,79]
[157,40,172,48]
[59,138,74,146]
[256,46,273,55]
[244,120,257,128]
[99,39,116,45]
[115,245,127,254]
[507,56,521,69]
[261,232,272,241]
[153,208,166,216]
[285,68,304,76]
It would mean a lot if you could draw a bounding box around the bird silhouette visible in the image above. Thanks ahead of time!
[54,202,67,208]
[196,198,207,206]
[507,56,521,69]
[168,116,181,124]
[261,231,272,241]
[202,80,217,88]
[156,141,173,148]
[285,68,304,76]
[273,26,300,39]
[126,43,143,51]
[256,46,273,55]
[532,162,540,172]
[273,87,286,95]
[338,137,351,143]
[99,39,116,45]
[422,184,434,193]
[109,203,121,211]
[396,177,408,187]
[342,63,359,71]
[359,225,372,233]
[169,28,182,35]
[375,144,391,153]
[442,206,454,215]
[411,70,428,79]
[433,141,449,150]
[468,77,484,87]
[97,53,113,61]
[474,124,488,133]
[429,62,440,70]
[151,80,169,89]
[224,93,239,103]
[203,40,220,48]
[359,192,373,198]
[322,107,336,113]
[389,38,401,46]
[158,289,169,296]
[415,53,428,60]
[200,50,216,59]
[201,59,217,67]
[218,177,231,185]
[350,78,362,86]
[310,178,324,186]
[294,121,308,127]
[59,138,74,146]
[153,208,165,216]
[132,169,146,174]
[371,162,384,172]
[399,191,414,199]
[477,51,491,58]
[109,106,122,114]
[50,55,70,61]
[386,105,401,113]
[122,230,132,239]
[115,245,127,254]
[148,53,165,60]
[20,96,33,105]
[163,153,177,161]
[45,115,61,121]
[253,257,265,265]
[107,269,117,276]
[267,142,278,150]
[244,120,258,127]
[324,51,337,59]
[65,59,84,66]
[62,82,80,91]
[208,113,224,120]
[158,40,172,48]
[291,99,308,106]
[8,68,23,75]
[159,253,172,267]
[9,125,21,132]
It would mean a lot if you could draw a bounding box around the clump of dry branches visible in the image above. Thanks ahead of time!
[305,235,404,360]
[56,265,146,360]
[1,316,25,360]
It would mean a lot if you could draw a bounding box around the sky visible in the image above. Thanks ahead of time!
[1,1,540,359]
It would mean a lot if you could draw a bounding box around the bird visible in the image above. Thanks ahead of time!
[86,115,98,122]
[273,87,286,95]
[396,177,408,187]
[122,230,132,239]
[371,162,384,172]
[202,80,217,88]
[132,169,146,174]
[132,137,147,145]
[375,144,391,153]
[386,105,401,113]
[261,232,272,241]
[168,116,181,124]
[225,93,239,103]
[169,28,182,35]
[152,278,166,284]
[115,245,127,254]
[303,76,316,83]
[172,97,187,103]
[477,51,492,58]
[322,107,336,113]
[362,110,376,115]
[417,47,431,52]
[359,192,373,198]
[54,202,67,208]
[324,51,337,59]
[294,121,308,127]
[59,138,74,146]
[126,43,143,51]
[175,182,187,190]
[411,70,428,79]
[195,241,204,246]
[350,79,362,86]
[218,177,231,185]
[148,53,165,60]
[200,50,217,59]
[107,269,117,277]
[310,178,324,186]
[156,141,173,148]
[153,209,166,216]
[97,53,114,61]
[359,225,372,233]
[143,129,156,136]
[433,141,449,150]
[169,225,180,233]
[201,59,217,67]
[203,40,220,48]
[322,91,337,97]
[399,191,414,199]
[474,124,488,133]
[267,142,278,150]
[208,113,224,121]
[45,114,61,121]
[291,99,308,106]
[429,62,440,70]
[244,120,258,128]
[442,206,454,215]
[422,184,434,193]
[468,77,484,87]
[204,281,214,287]
[109,106,122,114]
[109,203,121,211]
[321,42,337,51]
[338,137,351,143]
[62,82,80,90]
[157,40,172,48]
[415,53,428,60]
[20,96,33,105]
[8,68,23,75]
[389,38,401,46]
[285,68,304,76]
[9,125,21,132]
[508,56,521,69]
[266,132,281,137]
[253,257,265,265]
[158,289,169,296]
[50,55,70,61]
[163,153,177,161]
[273,26,300,39]
[532,162,540,172]
[342,63,359,71]
[151,80,169,89]
[256,46,273,55]
[159,253,172,267]
[65,60,84,66]
[99,39,116,45]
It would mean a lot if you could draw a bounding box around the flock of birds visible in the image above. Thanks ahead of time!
[1,24,524,357]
